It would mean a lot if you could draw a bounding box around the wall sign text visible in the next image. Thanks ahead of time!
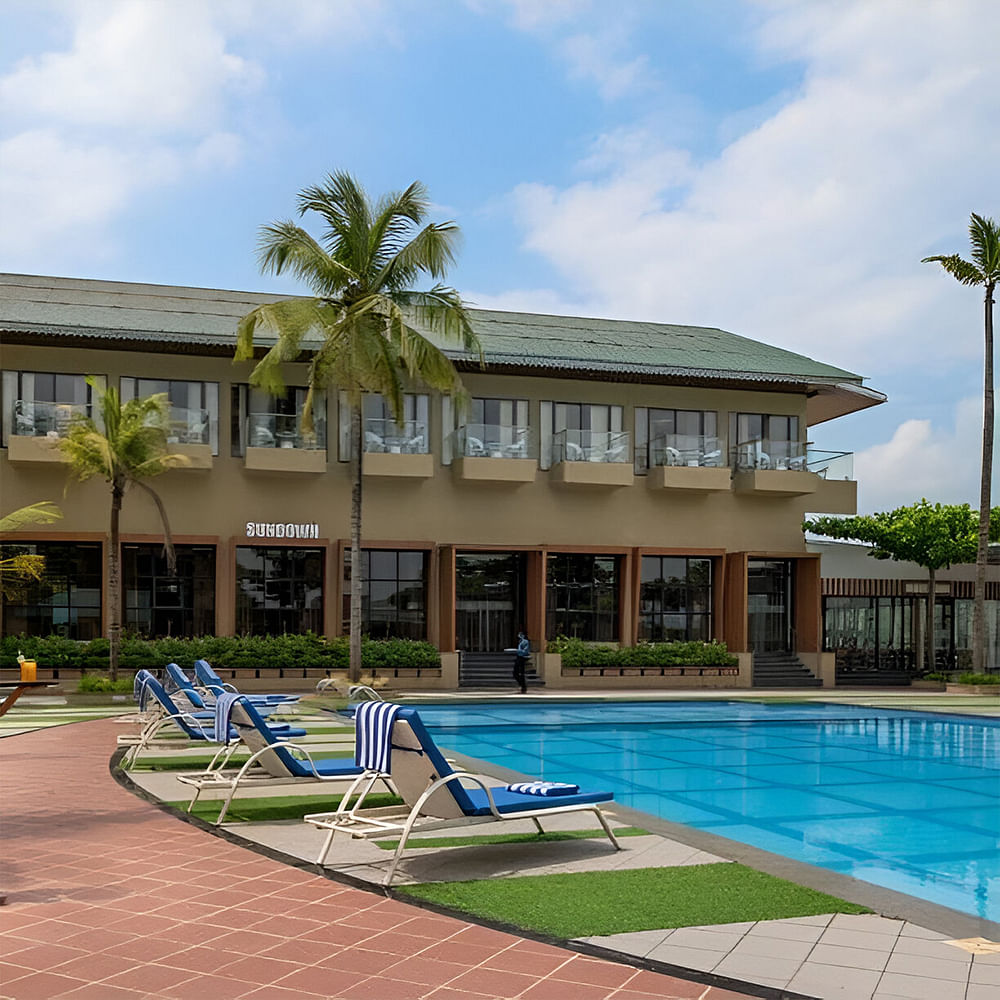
[245,522,320,539]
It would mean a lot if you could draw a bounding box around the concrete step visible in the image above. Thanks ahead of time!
[459,652,544,689]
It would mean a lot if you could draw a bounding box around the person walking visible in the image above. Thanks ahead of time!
[513,630,530,694]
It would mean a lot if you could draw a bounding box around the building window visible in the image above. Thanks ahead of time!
[343,549,428,639]
[458,397,530,458]
[734,413,802,470]
[232,385,326,455]
[546,553,619,641]
[123,544,215,637]
[639,556,712,642]
[235,547,324,635]
[635,408,720,472]
[0,541,102,639]
[552,403,628,463]
[362,393,429,454]
[1,371,94,445]
[121,378,219,454]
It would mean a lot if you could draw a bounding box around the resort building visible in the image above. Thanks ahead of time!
[0,273,886,687]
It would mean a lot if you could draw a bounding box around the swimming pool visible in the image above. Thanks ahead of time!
[415,701,1000,922]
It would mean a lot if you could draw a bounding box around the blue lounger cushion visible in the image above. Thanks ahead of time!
[465,786,612,816]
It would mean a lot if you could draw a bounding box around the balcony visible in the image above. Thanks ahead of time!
[646,434,730,493]
[244,413,327,473]
[550,429,633,487]
[164,406,213,469]
[732,440,855,507]
[452,423,535,484]
[363,418,432,478]
[6,400,85,463]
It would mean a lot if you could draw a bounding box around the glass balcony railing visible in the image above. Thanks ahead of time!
[247,413,326,450]
[649,434,723,468]
[363,418,428,454]
[13,399,88,438]
[454,423,531,459]
[553,429,630,464]
[166,406,211,445]
[731,439,853,477]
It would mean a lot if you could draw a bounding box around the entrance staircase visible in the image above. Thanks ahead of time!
[752,651,822,688]
[458,651,544,689]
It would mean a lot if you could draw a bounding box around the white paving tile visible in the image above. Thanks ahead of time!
[727,935,815,962]
[788,962,881,999]
[713,952,803,983]
[884,952,971,982]
[665,927,746,952]
[969,959,1000,985]
[642,942,722,972]
[888,935,970,962]
[581,929,673,957]
[809,943,892,972]
[967,984,999,1000]
[745,919,827,943]
[873,971,968,1000]
[899,922,950,940]
[820,927,902,952]
[829,913,905,936]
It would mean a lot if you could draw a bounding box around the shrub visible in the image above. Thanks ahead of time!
[1,633,440,671]
[78,672,136,693]
[956,672,999,686]
[546,635,738,668]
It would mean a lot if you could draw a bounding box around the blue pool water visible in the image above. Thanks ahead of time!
[415,701,1000,921]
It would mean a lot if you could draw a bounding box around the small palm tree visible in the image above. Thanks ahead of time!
[0,502,63,601]
[236,172,481,681]
[60,379,189,678]
[924,213,1000,672]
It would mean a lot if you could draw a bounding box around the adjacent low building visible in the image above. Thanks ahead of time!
[0,273,886,687]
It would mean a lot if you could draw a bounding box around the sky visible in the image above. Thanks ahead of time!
[1,0,997,514]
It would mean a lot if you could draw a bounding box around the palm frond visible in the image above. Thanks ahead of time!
[0,501,63,532]
[969,213,1000,281]
[376,222,461,290]
[921,252,984,286]
[393,286,482,358]
[257,221,356,296]
[238,299,332,394]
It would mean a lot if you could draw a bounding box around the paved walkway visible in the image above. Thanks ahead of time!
[1,720,753,1000]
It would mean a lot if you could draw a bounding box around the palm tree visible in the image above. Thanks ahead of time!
[235,172,480,682]
[0,502,63,601]
[60,378,189,678]
[924,213,1000,673]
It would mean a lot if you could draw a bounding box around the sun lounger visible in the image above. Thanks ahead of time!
[194,659,299,705]
[175,695,384,824]
[304,702,620,885]
[163,662,280,717]
[119,671,306,768]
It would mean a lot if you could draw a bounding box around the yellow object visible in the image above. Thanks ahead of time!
[20,659,37,682]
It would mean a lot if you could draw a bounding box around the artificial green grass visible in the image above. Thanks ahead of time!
[375,826,650,850]
[398,864,870,938]
[130,747,355,771]
[167,791,404,824]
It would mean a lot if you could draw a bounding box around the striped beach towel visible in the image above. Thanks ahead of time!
[213,692,242,743]
[507,781,580,797]
[354,701,402,773]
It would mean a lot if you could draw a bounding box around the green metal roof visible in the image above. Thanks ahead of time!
[0,273,864,386]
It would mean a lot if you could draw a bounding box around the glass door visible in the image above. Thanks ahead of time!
[748,559,793,653]
[455,552,525,652]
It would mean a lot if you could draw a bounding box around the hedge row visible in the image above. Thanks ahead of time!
[0,633,440,671]
[546,635,738,668]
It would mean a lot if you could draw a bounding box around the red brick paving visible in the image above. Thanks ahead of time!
[0,720,755,999]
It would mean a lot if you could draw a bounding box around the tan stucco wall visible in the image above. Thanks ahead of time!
[1,343,851,555]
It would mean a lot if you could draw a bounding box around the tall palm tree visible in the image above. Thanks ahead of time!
[924,213,1000,673]
[60,378,189,678]
[235,172,481,682]
[0,502,63,601]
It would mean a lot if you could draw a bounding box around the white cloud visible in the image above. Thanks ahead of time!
[854,397,999,512]
[500,0,999,375]
[558,32,653,101]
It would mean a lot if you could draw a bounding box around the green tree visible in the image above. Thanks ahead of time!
[804,500,1000,674]
[235,172,480,681]
[59,379,189,678]
[923,213,1000,672]
[0,502,62,600]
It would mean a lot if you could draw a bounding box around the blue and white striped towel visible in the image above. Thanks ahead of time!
[213,692,242,743]
[354,701,402,773]
[507,781,580,797]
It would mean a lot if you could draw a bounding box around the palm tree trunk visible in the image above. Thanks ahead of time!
[926,566,936,676]
[973,279,995,674]
[108,482,124,681]
[134,480,178,574]
[349,405,363,683]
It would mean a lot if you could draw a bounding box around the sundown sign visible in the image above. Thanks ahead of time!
[245,522,320,539]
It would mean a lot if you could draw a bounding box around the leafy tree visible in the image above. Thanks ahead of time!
[59,379,189,678]
[0,502,62,600]
[804,500,1000,673]
[923,213,1000,671]
[235,172,480,681]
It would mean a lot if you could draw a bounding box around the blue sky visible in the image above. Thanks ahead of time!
[1,0,997,512]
